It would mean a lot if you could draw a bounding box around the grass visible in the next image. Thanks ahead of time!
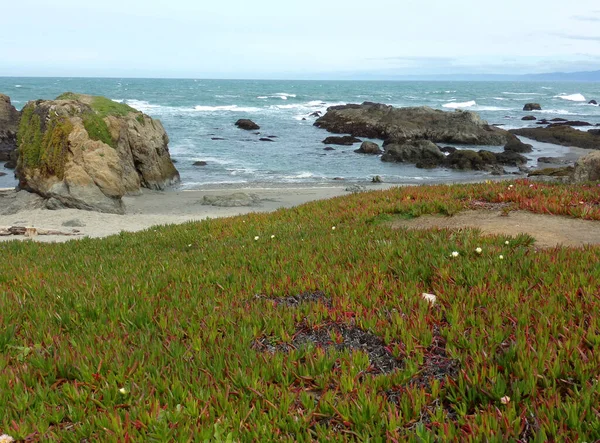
[1,180,600,441]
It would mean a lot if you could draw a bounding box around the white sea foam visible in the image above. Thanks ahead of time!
[124,99,162,111]
[473,105,511,112]
[502,92,543,95]
[194,105,261,112]
[537,109,580,115]
[443,100,476,109]
[14,85,22,88]
[554,93,586,102]
[257,93,297,100]
[541,87,553,90]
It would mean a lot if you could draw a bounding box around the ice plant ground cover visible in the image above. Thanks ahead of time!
[1,179,599,441]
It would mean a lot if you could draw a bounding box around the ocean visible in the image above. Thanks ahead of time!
[1,78,599,190]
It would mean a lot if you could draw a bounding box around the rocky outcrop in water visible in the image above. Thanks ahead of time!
[314,103,509,146]
[322,135,362,145]
[235,119,260,130]
[354,141,382,155]
[381,140,445,168]
[510,126,600,150]
[523,103,542,111]
[16,93,179,213]
[0,94,20,165]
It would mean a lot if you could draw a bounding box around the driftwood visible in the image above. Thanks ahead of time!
[0,226,81,237]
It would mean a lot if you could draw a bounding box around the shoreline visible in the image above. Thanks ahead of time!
[0,177,514,243]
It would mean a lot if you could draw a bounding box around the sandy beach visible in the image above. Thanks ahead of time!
[0,184,397,243]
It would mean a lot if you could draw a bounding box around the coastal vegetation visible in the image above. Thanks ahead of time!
[1,180,599,441]
[17,105,73,179]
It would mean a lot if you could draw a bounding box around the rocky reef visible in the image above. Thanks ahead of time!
[314,102,509,146]
[511,126,600,151]
[15,93,179,213]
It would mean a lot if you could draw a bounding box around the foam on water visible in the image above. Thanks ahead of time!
[443,100,476,109]
[194,105,262,112]
[554,93,586,102]
[502,92,543,95]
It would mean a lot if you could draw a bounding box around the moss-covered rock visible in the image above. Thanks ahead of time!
[15,94,180,213]
[511,126,600,150]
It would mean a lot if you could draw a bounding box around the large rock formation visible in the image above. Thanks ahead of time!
[510,126,600,150]
[314,102,509,146]
[16,93,179,214]
[0,94,20,163]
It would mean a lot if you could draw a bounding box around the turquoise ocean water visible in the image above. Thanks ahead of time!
[1,78,599,189]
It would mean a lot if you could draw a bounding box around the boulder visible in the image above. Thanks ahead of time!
[522,115,537,121]
[444,149,497,171]
[0,94,20,162]
[523,103,542,111]
[495,150,528,166]
[354,141,382,155]
[504,134,533,153]
[381,140,445,168]
[573,152,600,182]
[315,103,509,146]
[4,159,16,169]
[193,161,207,166]
[589,100,598,105]
[235,119,260,130]
[201,192,261,207]
[15,93,180,214]
[510,126,600,150]
[322,135,362,145]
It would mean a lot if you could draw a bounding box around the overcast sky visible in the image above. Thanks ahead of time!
[2,0,600,78]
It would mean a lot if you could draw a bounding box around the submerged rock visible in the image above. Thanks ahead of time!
[511,126,600,150]
[315,102,509,146]
[522,115,537,121]
[235,119,260,130]
[15,93,179,214]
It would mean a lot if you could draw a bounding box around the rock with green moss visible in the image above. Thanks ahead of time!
[15,93,180,213]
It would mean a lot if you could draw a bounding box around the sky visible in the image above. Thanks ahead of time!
[2,0,600,79]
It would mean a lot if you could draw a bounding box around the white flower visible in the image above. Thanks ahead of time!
[499,255,504,260]
[254,236,259,241]
[331,226,336,230]
[500,396,510,405]
[0,435,15,443]
[508,185,514,189]
[271,235,275,239]
[119,387,128,395]
[187,244,192,247]
[505,241,509,245]
[451,251,459,258]
[421,293,437,305]
[475,247,482,254]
